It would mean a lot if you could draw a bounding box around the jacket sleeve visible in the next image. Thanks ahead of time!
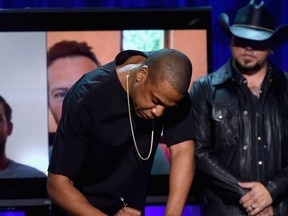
[263,167,288,202]
[262,71,288,202]
[190,79,249,202]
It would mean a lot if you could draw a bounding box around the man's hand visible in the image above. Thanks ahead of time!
[238,182,273,216]
[114,207,141,216]
[254,206,274,216]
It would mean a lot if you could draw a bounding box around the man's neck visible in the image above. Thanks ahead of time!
[233,60,268,97]
[0,155,10,170]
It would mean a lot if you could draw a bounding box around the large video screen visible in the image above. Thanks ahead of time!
[0,9,211,210]
[0,28,208,176]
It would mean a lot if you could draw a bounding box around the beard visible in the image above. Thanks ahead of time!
[234,58,262,75]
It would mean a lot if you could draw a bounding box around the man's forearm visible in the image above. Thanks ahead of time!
[47,173,107,216]
[165,140,195,216]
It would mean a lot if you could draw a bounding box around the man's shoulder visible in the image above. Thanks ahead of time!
[270,63,288,83]
[64,63,117,103]
[115,50,148,65]
[194,61,231,86]
[1,160,46,178]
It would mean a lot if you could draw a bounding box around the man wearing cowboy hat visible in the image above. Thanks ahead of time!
[190,0,288,215]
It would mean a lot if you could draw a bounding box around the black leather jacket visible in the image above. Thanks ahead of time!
[190,60,288,216]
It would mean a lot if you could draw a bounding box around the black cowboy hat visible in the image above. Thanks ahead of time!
[219,0,288,45]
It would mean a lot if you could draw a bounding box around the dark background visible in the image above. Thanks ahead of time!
[0,0,287,72]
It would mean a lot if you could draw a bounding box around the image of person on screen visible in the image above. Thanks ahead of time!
[190,1,288,215]
[0,95,46,178]
[47,40,102,133]
[47,48,195,216]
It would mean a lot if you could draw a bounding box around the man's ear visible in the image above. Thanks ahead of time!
[7,122,13,136]
[136,65,148,82]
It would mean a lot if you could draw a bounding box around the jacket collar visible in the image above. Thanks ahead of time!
[211,59,236,86]
[211,58,285,86]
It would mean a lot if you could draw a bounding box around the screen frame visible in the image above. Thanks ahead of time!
[0,6,211,206]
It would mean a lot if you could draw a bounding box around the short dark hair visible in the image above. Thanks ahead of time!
[0,95,12,123]
[145,48,192,94]
[47,40,101,67]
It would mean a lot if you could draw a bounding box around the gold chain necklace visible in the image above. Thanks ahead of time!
[126,67,154,160]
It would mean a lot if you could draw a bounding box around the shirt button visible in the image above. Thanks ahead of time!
[218,115,223,119]
[257,137,261,141]
[243,145,248,150]
[258,161,263,165]
[243,111,248,115]
[264,145,267,148]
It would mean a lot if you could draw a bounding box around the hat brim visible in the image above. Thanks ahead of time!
[273,25,288,45]
[219,13,288,44]
[229,26,273,41]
